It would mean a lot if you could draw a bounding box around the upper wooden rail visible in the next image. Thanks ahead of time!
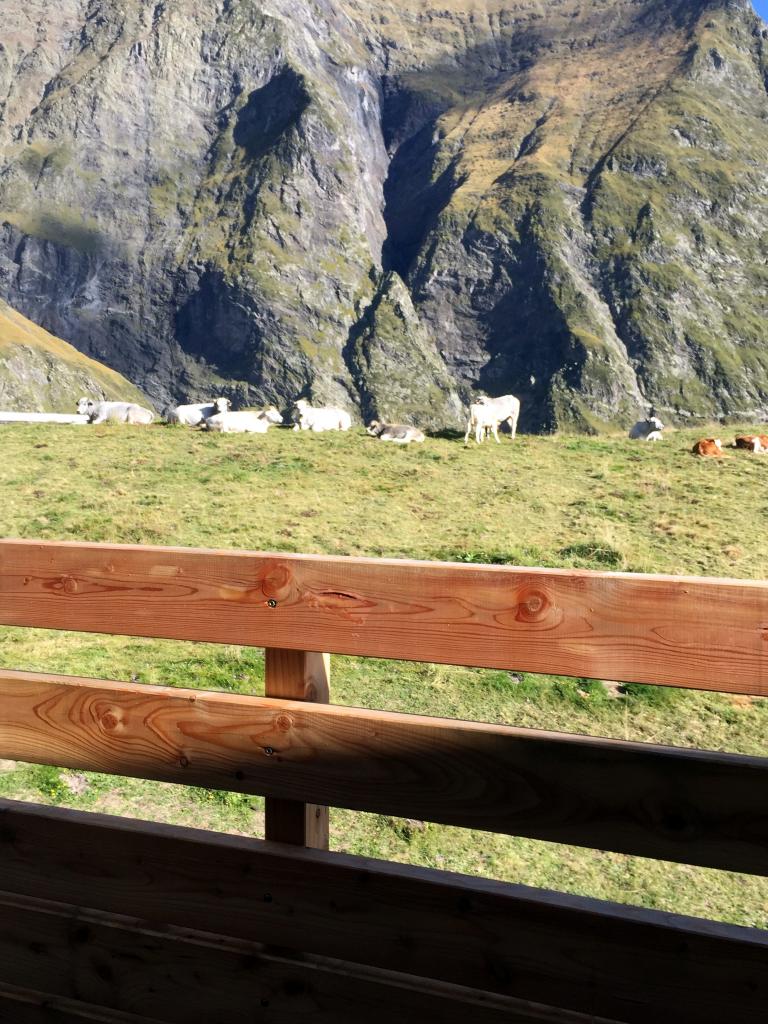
[1,539,767,693]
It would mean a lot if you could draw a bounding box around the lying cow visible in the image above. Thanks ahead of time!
[366,421,425,445]
[204,406,283,433]
[629,415,664,441]
[293,399,352,432]
[734,434,768,452]
[692,438,724,457]
[464,393,520,445]
[166,397,230,426]
[76,398,154,425]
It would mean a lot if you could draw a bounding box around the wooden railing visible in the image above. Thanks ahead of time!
[0,538,766,1023]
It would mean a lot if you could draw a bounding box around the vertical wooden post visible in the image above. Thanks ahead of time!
[264,648,330,849]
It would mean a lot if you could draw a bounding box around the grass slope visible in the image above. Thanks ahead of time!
[0,421,766,928]
[0,299,146,411]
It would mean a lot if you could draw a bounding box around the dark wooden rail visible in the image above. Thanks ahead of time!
[0,539,766,1022]
[1,801,766,1024]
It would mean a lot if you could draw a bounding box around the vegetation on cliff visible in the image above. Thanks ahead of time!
[0,0,765,428]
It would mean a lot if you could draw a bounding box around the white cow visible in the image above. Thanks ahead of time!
[293,399,351,432]
[464,394,520,445]
[366,421,425,444]
[204,406,283,433]
[629,416,665,441]
[166,397,230,426]
[77,398,154,425]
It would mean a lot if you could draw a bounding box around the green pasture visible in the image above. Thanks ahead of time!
[0,421,766,927]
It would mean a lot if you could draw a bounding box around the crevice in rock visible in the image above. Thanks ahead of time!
[378,80,463,278]
[515,104,553,161]
[341,281,380,424]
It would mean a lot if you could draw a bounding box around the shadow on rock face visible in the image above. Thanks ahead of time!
[233,66,311,162]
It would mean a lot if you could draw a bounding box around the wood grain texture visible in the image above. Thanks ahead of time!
[1,800,766,1024]
[1,669,766,874]
[264,649,330,848]
[0,982,164,1023]
[0,892,533,1024]
[1,539,767,692]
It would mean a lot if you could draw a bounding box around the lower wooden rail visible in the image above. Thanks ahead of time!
[0,894,527,1024]
[1,800,766,1024]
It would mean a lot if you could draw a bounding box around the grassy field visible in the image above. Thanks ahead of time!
[0,420,766,928]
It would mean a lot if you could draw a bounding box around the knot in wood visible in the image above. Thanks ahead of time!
[100,709,121,731]
[53,575,79,594]
[274,714,294,732]
[261,562,292,600]
[654,799,699,839]
[516,588,550,623]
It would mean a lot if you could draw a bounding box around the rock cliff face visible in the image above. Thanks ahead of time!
[0,0,766,429]
[0,299,147,410]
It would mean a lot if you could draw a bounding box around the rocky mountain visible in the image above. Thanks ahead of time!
[0,298,146,411]
[0,0,766,430]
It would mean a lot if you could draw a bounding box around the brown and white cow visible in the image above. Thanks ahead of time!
[691,438,725,457]
[734,435,768,452]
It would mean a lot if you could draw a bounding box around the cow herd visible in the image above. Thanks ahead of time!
[72,393,523,446]
[624,413,768,457]
[691,435,768,457]
[71,393,767,458]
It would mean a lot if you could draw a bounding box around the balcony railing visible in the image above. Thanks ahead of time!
[0,538,766,1022]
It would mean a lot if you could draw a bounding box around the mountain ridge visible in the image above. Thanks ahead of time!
[0,0,765,429]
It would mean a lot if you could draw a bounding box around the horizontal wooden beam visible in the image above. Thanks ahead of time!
[1,800,766,1024]
[0,892,530,1024]
[0,982,164,1023]
[1,539,766,692]
[1,670,766,874]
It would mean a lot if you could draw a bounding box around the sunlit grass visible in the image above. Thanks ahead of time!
[0,421,766,926]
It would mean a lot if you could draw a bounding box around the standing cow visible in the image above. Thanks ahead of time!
[464,394,520,445]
